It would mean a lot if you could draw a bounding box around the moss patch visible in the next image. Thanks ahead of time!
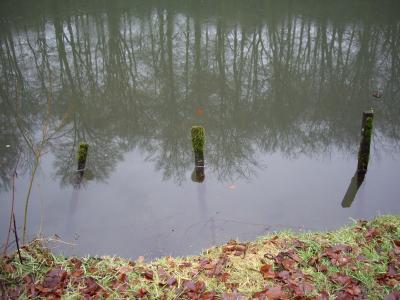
[364,116,373,138]
[77,143,89,163]
[1,215,399,299]
[191,126,205,154]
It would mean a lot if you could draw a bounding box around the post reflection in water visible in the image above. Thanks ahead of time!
[0,0,400,258]
[341,172,365,208]
[191,165,205,183]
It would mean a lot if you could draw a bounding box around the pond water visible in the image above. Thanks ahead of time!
[1,0,400,259]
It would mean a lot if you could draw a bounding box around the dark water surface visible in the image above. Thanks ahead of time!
[1,0,400,259]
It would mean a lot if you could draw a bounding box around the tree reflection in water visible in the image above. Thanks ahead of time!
[0,0,399,191]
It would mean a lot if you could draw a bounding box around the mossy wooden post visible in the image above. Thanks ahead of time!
[357,110,374,174]
[77,143,89,171]
[191,126,205,182]
[191,126,205,167]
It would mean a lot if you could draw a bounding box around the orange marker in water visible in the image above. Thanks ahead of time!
[196,107,204,116]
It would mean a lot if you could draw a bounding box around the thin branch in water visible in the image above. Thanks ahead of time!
[22,70,55,243]
[2,155,20,256]
[22,155,40,243]
[13,212,23,264]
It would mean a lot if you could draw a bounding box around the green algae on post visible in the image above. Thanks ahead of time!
[77,142,89,171]
[191,126,205,155]
[191,126,205,182]
[357,110,374,174]
[191,126,205,166]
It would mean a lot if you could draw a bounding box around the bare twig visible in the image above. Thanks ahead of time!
[13,212,23,263]
[0,280,6,298]
[22,73,51,243]
[35,237,77,246]
[22,155,40,243]
[2,155,20,256]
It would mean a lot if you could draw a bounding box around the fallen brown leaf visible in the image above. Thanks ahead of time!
[260,264,275,280]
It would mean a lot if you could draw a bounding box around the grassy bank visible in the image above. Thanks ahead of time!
[1,215,399,299]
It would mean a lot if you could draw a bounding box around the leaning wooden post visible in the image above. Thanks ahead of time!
[77,143,89,171]
[357,110,374,174]
[191,126,205,182]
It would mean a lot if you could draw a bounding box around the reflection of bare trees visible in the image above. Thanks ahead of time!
[1,1,400,187]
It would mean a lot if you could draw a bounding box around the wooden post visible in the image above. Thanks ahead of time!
[357,110,374,174]
[191,126,205,167]
[191,126,205,182]
[77,143,89,171]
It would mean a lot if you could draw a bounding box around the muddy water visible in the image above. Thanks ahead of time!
[1,0,399,259]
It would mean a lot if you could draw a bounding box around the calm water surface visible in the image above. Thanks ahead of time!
[1,0,400,259]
